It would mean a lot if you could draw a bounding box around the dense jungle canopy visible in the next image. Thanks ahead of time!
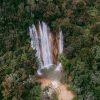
[0,0,100,100]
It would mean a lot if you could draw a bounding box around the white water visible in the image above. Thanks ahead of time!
[29,22,63,76]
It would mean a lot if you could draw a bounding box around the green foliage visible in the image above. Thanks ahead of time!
[0,0,41,99]
[2,72,42,100]
[51,92,58,100]
[0,0,100,100]
[0,47,41,99]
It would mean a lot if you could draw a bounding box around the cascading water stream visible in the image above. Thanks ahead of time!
[29,22,63,79]
[29,22,74,100]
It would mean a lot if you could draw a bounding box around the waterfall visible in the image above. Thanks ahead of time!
[29,22,63,77]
